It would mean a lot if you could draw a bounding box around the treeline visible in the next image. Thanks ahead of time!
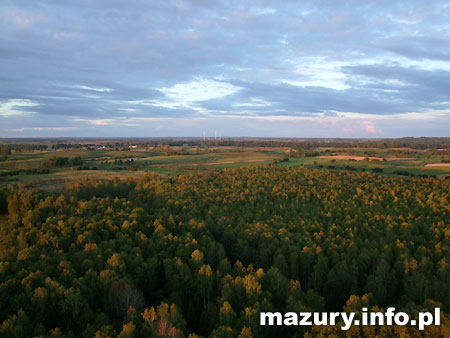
[0,146,11,159]
[0,157,84,177]
[43,156,83,169]
[2,137,450,154]
[118,137,450,149]
[0,144,47,153]
[0,168,51,177]
[199,137,450,150]
[0,167,449,337]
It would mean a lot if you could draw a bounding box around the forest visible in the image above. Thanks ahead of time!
[0,165,449,337]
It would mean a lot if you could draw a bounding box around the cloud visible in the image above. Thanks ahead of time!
[361,120,377,134]
[159,78,241,103]
[0,6,48,30]
[5,111,439,138]
[0,99,39,116]
[1,0,450,136]
[382,36,450,62]
[78,86,115,93]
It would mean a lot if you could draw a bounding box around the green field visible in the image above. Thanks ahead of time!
[1,144,449,191]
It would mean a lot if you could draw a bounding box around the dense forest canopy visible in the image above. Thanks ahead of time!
[0,166,449,337]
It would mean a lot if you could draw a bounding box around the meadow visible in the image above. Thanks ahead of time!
[1,140,449,192]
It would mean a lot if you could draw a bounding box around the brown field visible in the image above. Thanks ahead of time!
[192,159,271,166]
[424,163,450,167]
[317,155,377,160]
[385,157,415,161]
[253,147,291,151]
[317,155,414,161]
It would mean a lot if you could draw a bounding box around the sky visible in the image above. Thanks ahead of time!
[1,0,450,138]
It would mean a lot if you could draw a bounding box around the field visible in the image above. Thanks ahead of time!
[1,142,449,191]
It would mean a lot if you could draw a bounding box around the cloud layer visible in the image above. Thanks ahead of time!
[1,0,450,137]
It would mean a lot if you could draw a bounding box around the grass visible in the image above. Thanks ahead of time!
[1,146,449,191]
